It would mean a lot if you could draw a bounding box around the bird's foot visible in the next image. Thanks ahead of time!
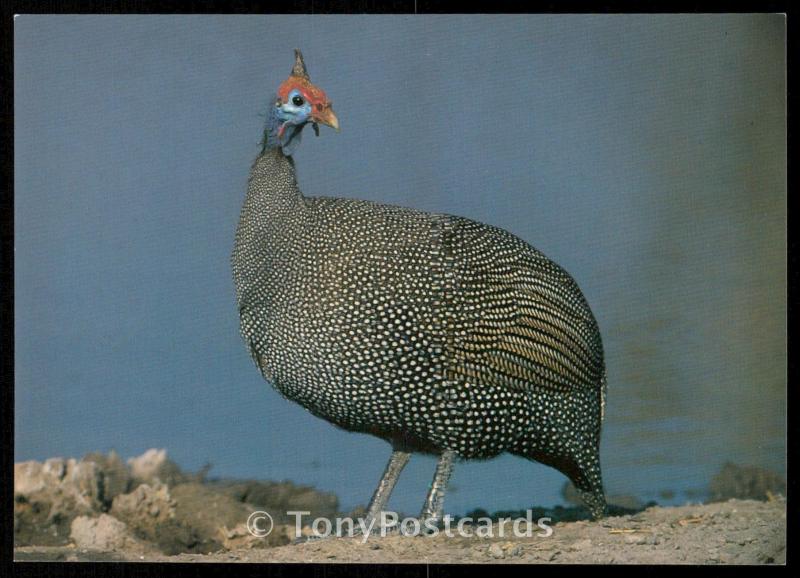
[349,517,401,541]
[418,516,446,537]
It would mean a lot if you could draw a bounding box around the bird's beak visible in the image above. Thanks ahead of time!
[312,106,339,132]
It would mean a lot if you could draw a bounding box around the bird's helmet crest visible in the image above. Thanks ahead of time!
[276,49,330,109]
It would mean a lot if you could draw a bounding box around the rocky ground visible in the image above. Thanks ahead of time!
[14,449,787,564]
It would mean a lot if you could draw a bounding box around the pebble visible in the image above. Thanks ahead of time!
[624,533,648,545]
[488,543,505,559]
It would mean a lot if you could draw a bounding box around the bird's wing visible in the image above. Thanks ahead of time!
[445,217,605,394]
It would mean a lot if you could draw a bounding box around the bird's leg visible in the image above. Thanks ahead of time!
[293,450,410,544]
[365,450,411,520]
[360,450,411,535]
[419,450,456,532]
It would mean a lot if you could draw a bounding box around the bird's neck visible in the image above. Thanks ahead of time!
[262,104,284,151]
[232,147,307,306]
[242,147,306,222]
[262,101,304,154]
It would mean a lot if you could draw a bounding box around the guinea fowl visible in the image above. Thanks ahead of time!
[232,50,607,527]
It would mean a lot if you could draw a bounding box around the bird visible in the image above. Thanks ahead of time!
[232,49,608,530]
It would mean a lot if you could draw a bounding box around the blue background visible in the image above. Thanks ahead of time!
[15,15,786,515]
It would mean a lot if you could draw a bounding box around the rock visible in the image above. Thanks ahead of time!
[14,496,66,548]
[70,514,146,552]
[127,449,167,481]
[219,524,266,550]
[488,543,505,558]
[63,459,102,509]
[15,462,48,496]
[127,449,186,486]
[15,458,101,511]
[15,450,323,555]
[111,482,193,554]
[218,522,288,550]
[210,479,339,524]
[175,482,291,552]
[83,451,132,505]
[170,483,250,542]
[112,483,176,525]
[624,533,649,545]
[14,457,105,547]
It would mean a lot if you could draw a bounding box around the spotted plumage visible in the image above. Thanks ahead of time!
[232,50,607,522]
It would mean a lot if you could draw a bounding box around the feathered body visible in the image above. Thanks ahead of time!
[232,50,607,519]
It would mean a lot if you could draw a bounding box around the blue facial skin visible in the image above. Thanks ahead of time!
[263,89,313,155]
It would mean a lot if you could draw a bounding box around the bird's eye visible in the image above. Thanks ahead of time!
[292,95,305,106]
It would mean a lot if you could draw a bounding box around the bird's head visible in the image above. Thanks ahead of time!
[265,49,339,155]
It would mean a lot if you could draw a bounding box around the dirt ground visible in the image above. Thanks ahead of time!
[14,449,787,565]
[15,496,786,564]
